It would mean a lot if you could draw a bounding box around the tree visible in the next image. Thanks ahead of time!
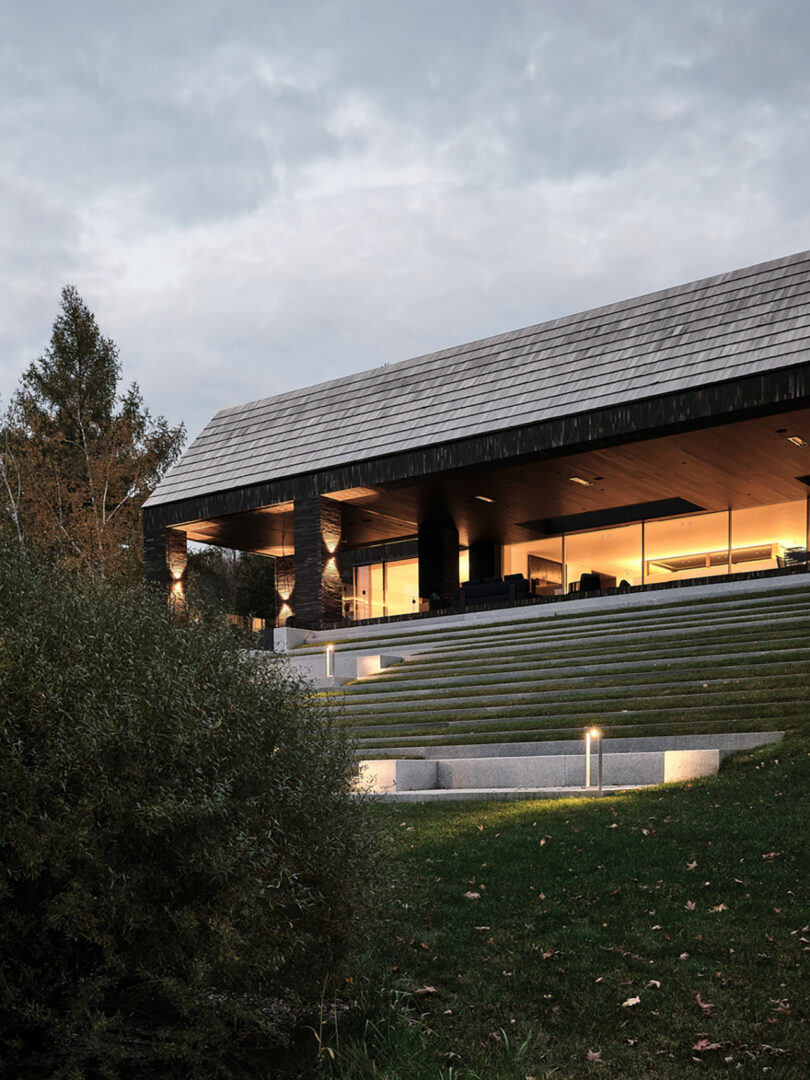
[1,285,184,579]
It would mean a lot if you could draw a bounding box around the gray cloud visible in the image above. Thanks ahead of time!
[2,1,810,440]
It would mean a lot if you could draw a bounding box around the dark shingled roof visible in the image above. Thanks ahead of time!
[145,250,810,507]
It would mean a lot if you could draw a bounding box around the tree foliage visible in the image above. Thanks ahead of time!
[187,546,277,624]
[1,285,184,579]
[0,542,379,1078]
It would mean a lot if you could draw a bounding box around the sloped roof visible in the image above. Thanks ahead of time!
[146,250,810,508]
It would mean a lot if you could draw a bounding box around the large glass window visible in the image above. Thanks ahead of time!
[352,558,418,619]
[565,524,642,590]
[730,500,808,573]
[644,511,730,583]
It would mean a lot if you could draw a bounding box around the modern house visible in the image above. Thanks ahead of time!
[143,251,810,630]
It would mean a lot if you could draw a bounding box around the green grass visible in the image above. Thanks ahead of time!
[319,732,810,1078]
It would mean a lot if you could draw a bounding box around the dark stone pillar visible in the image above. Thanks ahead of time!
[143,520,187,609]
[418,518,459,606]
[469,540,503,583]
[274,555,295,626]
[293,496,343,628]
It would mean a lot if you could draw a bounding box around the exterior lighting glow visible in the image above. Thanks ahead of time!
[585,727,603,793]
[326,643,335,678]
[474,495,496,503]
[569,476,594,486]
[787,435,808,447]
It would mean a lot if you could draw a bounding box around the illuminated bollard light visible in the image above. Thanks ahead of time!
[585,727,602,792]
[326,643,335,678]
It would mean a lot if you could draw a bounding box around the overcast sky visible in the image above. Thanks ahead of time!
[2,0,809,443]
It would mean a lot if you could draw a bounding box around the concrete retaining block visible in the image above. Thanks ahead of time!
[357,759,438,793]
[664,749,719,782]
[359,748,720,792]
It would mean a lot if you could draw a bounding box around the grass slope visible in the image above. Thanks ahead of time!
[323,734,809,1079]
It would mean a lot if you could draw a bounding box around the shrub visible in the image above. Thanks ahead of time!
[0,543,377,1078]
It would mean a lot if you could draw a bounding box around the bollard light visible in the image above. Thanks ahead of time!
[326,643,335,678]
[585,727,602,791]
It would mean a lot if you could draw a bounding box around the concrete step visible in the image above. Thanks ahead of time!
[294,583,810,655]
[297,602,810,660]
[345,654,810,694]
[358,731,784,759]
[338,672,810,710]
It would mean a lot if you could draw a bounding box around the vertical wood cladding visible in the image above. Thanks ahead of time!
[293,496,343,628]
[469,540,503,582]
[418,519,459,603]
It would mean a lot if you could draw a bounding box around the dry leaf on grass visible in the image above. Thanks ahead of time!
[414,985,437,996]
[464,891,481,900]
[586,1049,603,1062]
[622,996,641,1007]
[692,1038,721,1051]
[696,993,714,1014]
[685,900,696,911]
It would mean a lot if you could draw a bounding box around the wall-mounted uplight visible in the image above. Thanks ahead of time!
[787,435,808,447]
[569,476,594,487]
[474,495,497,503]
[326,643,335,678]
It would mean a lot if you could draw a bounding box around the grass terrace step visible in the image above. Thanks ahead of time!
[306,579,810,751]
[290,584,810,654]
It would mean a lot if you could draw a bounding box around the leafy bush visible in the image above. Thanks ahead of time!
[0,543,378,1078]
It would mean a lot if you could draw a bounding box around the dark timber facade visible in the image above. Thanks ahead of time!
[143,252,810,629]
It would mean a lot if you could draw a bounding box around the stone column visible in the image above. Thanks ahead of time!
[418,518,459,607]
[293,496,343,628]
[469,540,503,583]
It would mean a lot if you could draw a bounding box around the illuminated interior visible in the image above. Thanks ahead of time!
[503,499,809,593]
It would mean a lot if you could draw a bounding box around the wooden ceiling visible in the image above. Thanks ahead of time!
[178,409,810,554]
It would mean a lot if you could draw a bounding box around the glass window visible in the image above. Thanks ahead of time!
[730,500,808,573]
[565,524,642,591]
[385,557,419,616]
[644,511,730,583]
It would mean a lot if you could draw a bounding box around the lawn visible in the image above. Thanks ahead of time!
[318,733,810,1079]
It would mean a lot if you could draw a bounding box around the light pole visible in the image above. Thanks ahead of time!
[326,643,335,678]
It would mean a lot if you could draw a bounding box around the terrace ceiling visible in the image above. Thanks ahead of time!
[178,409,810,555]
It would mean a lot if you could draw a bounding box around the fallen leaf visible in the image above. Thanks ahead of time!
[687,860,698,870]
[679,953,690,961]
[586,1049,603,1062]
[647,979,662,989]
[696,993,714,1014]
[685,900,696,911]
[622,996,641,1007]
[711,903,729,913]
[474,925,490,931]
[692,1038,721,1052]
[464,891,481,900]
[414,986,436,996]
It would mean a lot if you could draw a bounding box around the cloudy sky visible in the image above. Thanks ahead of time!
[2,0,809,443]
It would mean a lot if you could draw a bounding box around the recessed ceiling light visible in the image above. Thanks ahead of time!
[474,494,496,503]
[569,476,594,487]
[787,435,808,447]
